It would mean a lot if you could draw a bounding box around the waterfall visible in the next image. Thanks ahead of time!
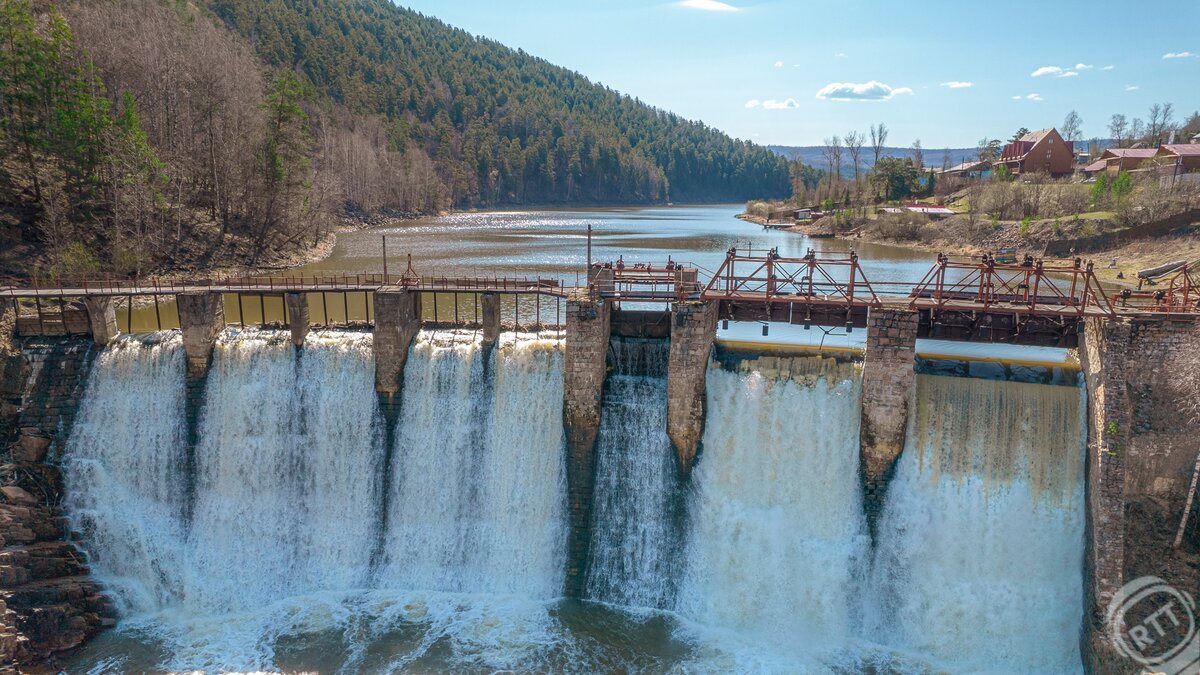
[585,338,684,610]
[61,326,1087,673]
[867,374,1086,674]
[64,334,189,614]
[376,331,567,598]
[676,360,870,669]
[63,329,568,672]
[184,330,383,614]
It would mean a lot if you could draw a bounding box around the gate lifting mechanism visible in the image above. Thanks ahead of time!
[908,253,1116,318]
[701,247,881,330]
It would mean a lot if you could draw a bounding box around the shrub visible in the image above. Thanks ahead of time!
[1090,174,1109,209]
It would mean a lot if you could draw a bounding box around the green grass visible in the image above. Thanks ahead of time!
[1070,211,1117,220]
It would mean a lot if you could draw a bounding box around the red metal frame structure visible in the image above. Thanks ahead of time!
[906,253,1117,345]
[589,260,701,302]
[1114,263,1200,314]
[908,253,1115,317]
[701,247,880,327]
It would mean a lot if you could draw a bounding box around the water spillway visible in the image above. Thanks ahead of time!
[585,338,683,610]
[866,374,1087,674]
[59,330,1087,673]
[677,361,870,664]
[63,330,569,671]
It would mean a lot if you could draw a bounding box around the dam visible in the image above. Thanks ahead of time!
[0,242,1197,672]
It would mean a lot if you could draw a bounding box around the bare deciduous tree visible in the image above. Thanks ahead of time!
[1062,110,1083,142]
[844,131,864,185]
[869,123,888,166]
[821,135,842,195]
[1109,114,1128,148]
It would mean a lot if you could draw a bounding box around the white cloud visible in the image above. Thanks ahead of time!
[1032,65,1086,78]
[940,81,973,89]
[1163,51,1196,59]
[677,0,739,11]
[815,81,912,101]
[1014,93,1043,101]
[774,60,783,68]
[1011,95,1022,100]
[835,52,847,58]
[1125,85,1140,91]
[1102,65,1115,70]
[744,98,798,110]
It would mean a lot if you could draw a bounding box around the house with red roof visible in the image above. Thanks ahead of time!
[1154,144,1200,174]
[996,128,1075,177]
[1081,148,1159,177]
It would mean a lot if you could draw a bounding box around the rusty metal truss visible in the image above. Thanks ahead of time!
[1114,263,1200,314]
[908,253,1116,318]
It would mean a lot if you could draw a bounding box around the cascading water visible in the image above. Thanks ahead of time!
[64,334,190,614]
[675,358,871,670]
[62,329,569,672]
[61,327,1087,673]
[867,374,1086,674]
[585,338,684,610]
[376,331,567,597]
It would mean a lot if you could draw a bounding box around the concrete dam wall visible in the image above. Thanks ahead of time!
[0,294,1196,671]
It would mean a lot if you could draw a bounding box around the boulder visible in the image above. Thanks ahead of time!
[13,432,51,464]
[0,487,37,507]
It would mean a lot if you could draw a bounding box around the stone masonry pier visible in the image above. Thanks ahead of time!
[562,296,611,597]
[666,300,718,475]
[177,292,225,380]
[372,290,422,396]
[859,308,918,538]
[285,292,310,348]
[1079,316,1200,673]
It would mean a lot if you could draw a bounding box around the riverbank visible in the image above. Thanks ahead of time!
[754,209,1199,289]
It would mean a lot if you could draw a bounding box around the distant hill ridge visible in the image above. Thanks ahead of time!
[769,145,981,175]
[210,0,793,205]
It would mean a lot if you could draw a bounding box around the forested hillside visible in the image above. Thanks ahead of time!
[208,0,791,206]
[0,0,791,279]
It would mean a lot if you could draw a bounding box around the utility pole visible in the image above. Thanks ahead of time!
[382,235,388,278]
[586,223,593,270]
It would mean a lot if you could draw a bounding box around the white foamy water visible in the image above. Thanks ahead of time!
[866,374,1086,674]
[376,331,567,598]
[64,329,571,672]
[64,333,189,614]
[675,363,871,670]
[585,338,682,610]
[61,329,1086,673]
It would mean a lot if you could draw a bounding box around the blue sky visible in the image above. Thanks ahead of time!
[396,0,1199,148]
